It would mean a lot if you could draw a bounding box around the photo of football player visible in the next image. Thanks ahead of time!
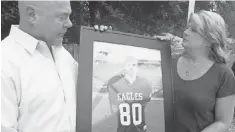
[106,56,152,132]
[92,42,165,132]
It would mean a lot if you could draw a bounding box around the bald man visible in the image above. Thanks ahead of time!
[1,1,78,132]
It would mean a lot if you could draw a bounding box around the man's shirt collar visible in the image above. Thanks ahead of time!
[9,25,40,54]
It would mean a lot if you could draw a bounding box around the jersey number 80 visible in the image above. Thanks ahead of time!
[119,103,142,126]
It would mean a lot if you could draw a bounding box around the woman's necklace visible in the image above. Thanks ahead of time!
[185,70,190,76]
[184,60,200,76]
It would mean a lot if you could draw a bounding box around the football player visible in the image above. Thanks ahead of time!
[106,56,152,132]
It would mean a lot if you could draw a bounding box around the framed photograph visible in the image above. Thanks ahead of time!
[76,26,174,132]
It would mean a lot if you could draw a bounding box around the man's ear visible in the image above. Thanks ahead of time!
[26,5,38,25]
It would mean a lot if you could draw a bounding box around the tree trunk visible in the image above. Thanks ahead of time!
[228,1,235,38]
[88,1,98,26]
[71,1,82,44]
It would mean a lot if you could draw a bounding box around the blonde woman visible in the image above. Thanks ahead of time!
[172,10,235,132]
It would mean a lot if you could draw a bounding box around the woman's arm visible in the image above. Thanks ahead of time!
[201,95,235,132]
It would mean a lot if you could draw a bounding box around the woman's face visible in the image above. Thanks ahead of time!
[182,14,208,52]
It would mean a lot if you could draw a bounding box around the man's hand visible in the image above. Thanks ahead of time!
[94,25,112,32]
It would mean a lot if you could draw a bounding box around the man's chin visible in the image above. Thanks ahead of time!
[126,73,137,78]
[51,43,63,47]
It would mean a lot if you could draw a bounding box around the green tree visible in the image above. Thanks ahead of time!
[1,1,19,39]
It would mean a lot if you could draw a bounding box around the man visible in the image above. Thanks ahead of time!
[1,1,78,132]
[106,57,152,132]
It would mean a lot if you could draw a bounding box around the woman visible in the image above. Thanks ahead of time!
[173,10,235,132]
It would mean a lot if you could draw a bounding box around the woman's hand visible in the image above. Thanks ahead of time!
[154,33,175,41]
[154,33,184,57]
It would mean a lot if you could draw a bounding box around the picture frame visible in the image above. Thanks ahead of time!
[76,26,174,132]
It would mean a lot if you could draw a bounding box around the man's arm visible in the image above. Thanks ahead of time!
[1,69,19,132]
[108,85,121,113]
[141,79,153,103]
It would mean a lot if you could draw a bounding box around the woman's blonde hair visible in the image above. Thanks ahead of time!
[192,10,228,64]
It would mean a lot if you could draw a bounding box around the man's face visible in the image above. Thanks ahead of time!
[36,1,72,46]
[123,60,138,78]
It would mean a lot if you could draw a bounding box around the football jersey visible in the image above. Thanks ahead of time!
[107,75,152,132]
